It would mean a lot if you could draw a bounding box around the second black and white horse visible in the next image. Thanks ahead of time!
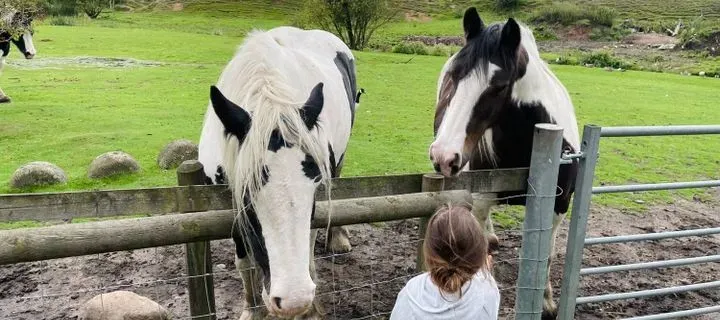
[198,26,359,319]
[429,8,580,319]
[1,9,36,103]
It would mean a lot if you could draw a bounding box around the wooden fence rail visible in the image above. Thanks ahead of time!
[0,169,528,222]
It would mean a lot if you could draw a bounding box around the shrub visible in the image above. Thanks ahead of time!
[579,51,633,69]
[298,0,400,50]
[49,15,76,25]
[43,0,79,17]
[530,3,616,28]
[392,42,428,55]
[495,0,523,11]
[79,0,111,19]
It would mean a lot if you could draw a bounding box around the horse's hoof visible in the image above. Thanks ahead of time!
[326,227,352,253]
[0,96,11,104]
[487,234,500,253]
[239,308,267,320]
[327,233,352,253]
[541,308,558,320]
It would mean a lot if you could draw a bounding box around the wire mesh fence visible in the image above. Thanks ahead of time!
[0,218,531,320]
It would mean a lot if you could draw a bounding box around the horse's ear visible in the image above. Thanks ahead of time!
[463,7,484,40]
[300,82,324,130]
[210,85,251,142]
[500,18,522,52]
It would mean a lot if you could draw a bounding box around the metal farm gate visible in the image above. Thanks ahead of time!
[557,125,720,320]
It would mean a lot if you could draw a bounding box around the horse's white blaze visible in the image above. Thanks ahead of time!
[430,63,500,174]
[22,31,35,56]
[512,26,579,150]
[254,147,316,312]
[198,26,354,316]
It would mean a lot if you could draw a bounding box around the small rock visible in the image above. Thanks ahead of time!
[658,44,676,50]
[79,290,170,320]
[88,151,140,179]
[699,71,706,76]
[584,63,595,68]
[634,199,645,204]
[216,263,226,270]
[157,139,198,170]
[10,161,67,189]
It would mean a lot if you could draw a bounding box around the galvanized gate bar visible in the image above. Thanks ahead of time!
[575,280,720,305]
[585,227,720,246]
[557,125,602,320]
[600,125,720,137]
[621,305,720,320]
[514,124,565,320]
[580,254,720,275]
[593,180,720,194]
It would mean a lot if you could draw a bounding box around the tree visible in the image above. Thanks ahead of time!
[300,0,399,50]
[0,0,43,36]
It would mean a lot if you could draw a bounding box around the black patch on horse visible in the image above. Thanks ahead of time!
[268,129,293,152]
[333,51,358,126]
[328,144,338,178]
[302,154,321,182]
[232,195,271,288]
[215,165,227,185]
[469,100,576,213]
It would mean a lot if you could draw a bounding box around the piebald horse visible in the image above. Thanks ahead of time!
[429,8,579,319]
[198,26,359,319]
[0,8,36,103]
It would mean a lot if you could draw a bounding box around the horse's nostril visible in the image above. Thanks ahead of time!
[273,297,282,309]
[452,153,460,165]
[433,163,441,173]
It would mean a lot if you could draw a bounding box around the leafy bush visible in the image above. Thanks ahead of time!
[392,42,428,55]
[530,3,616,27]
[49,15,76,25]
[43,0,79,17]
[297,0,400,50]
[579,51,633,69]
[495,0,523,11]
[79,0,111,19]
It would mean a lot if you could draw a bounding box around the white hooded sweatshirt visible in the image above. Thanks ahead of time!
[389,271,500,320]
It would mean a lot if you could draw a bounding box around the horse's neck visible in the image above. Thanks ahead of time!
[513,55,580,148]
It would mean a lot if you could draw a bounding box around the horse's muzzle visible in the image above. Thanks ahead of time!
[24,52,34,59]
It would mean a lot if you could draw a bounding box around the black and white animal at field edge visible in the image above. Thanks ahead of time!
[0,8,37,103]
[198,26,360,319]
[429,8,580,320]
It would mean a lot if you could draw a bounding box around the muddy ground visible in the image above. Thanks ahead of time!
[1,192,719,319]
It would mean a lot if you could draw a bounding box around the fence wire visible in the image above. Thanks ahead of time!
[1,221,532,320]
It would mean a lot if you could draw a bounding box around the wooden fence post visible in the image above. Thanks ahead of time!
[416,173,445,272]
[177,160,216,320]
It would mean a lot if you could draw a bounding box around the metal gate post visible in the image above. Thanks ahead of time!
[515,124,565,320]
[557,125,602,320]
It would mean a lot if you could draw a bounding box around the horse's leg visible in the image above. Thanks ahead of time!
[0,57,9,103]
[542,212,566,320]
[325,162,352,254]
[296,229,324,320]
[472,192,499,252]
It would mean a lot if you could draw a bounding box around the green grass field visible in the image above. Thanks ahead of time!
[1,4,719,224]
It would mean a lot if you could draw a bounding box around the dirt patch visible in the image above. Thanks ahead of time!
[623,32,679,46]
[1,195,718,319]
[404,11,432,23]
[7,57,165,69]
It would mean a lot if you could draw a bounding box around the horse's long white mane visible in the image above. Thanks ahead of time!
[218,30,331,212]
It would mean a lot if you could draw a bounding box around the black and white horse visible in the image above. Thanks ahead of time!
[429,8,580,319]
[198,26,359,319]
[0,9,36,103]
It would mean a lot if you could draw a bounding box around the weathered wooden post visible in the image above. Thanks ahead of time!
[416,173,445,271]
[514,124,564,320]
[177,160,216,320]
